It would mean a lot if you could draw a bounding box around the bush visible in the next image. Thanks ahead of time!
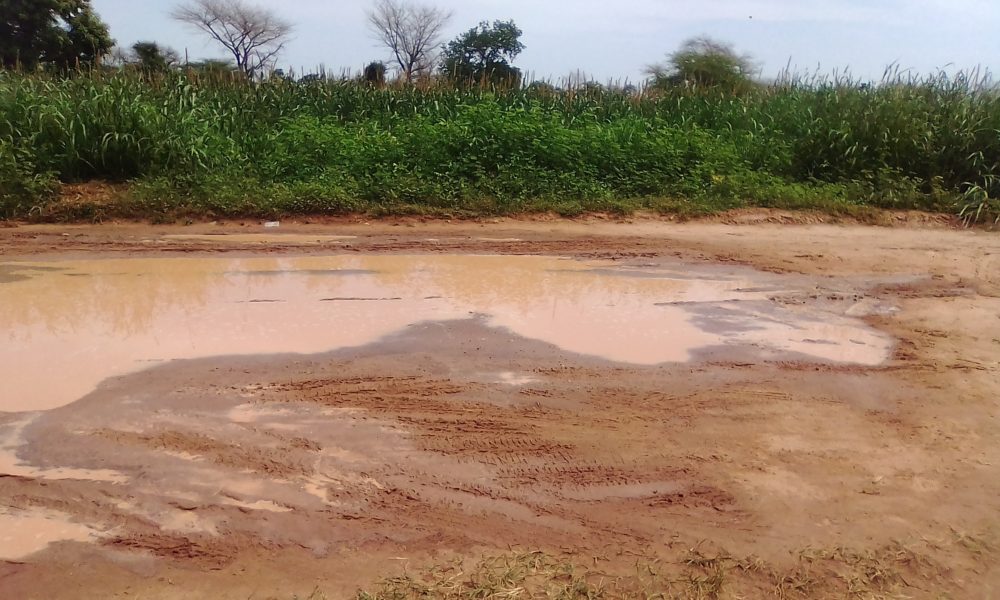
[0,144,57,218]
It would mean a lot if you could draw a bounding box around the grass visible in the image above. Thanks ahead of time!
[1,69,998,223]
[958,175,1000,226]
[341,531,995,600]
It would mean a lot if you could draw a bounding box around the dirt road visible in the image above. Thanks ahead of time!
[1,215,998,598]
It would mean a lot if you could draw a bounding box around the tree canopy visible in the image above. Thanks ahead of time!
[0,0,114,69]
[363,61,387,86]
[131,42,180,74]
[647,36,757,93]
[441,20,524,86]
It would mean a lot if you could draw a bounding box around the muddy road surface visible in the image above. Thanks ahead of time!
[0,217,999,598]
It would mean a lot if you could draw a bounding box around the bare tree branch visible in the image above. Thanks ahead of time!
[171,0,293,79]
[367,0,451,83]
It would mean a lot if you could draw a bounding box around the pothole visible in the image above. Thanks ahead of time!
[0,255,892,412]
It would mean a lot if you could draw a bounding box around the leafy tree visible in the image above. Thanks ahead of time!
[441,20,524,86]
[131,42,179,74]
[647,36,757,93]
[363,61,387,87]
[0,0,114,69]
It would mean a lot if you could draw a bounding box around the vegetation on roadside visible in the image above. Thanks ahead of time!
[1,0,997,223]
[343,531,993,599]
[2,66,998,222]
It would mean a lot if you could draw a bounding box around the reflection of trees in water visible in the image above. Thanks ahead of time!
[1,257,423,343]
[0,255,893,399]
[362,255,685,319]
[0,256,692,345]
[0,264,67,284]
[2,259,222,341]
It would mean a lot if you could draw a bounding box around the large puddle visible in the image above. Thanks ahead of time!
[0,255,893,412]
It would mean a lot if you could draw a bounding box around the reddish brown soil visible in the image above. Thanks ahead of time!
[0,216,998,599]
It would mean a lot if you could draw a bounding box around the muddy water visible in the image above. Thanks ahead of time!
[0,255,892,412]
[0,508,104,560]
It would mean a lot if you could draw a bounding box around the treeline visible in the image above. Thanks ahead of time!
[1,0,777,92]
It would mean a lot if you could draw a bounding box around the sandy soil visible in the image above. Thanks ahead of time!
[1,215,999,599]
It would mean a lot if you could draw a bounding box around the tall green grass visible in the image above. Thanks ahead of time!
[1,70,997,221]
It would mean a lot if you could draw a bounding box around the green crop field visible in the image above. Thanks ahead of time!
[1,70,998,222]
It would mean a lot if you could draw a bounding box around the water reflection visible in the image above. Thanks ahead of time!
[0,255,892,412]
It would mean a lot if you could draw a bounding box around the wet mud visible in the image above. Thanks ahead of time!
[0,220,998,599]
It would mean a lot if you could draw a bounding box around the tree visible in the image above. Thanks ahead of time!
[171,0,293,80]
[647,36,757,93]
[131,41,180,74]
[367,0,451,84]
[441,20,524,86]
[363,61,387,87]
[0,0,114,70]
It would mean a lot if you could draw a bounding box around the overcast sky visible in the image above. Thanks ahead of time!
[91,0,998,83]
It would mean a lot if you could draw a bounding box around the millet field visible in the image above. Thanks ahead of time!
[1,70,998,222]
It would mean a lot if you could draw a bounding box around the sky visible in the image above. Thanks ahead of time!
[90,0,999,83]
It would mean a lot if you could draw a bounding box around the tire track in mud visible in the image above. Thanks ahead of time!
[91,429,317,479]
[1,322,757,569]
[1,316,960,575]
[258,362,750,546]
